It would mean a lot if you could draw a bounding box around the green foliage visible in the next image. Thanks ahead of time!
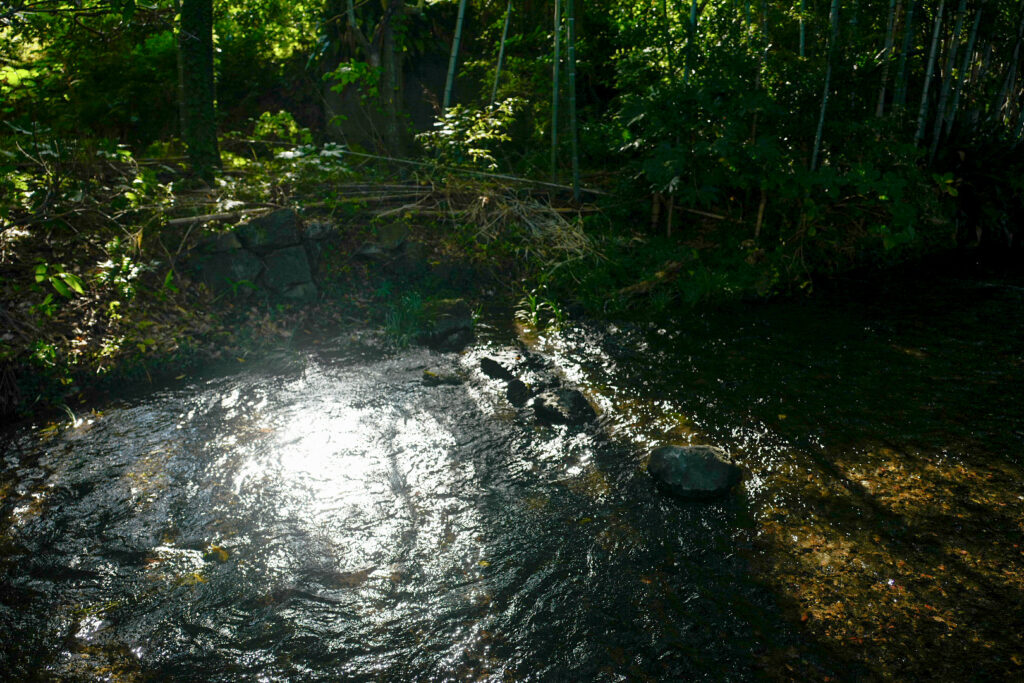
[417,98,527,171]
[383,291,424,347]
[516,281,565,329]
[34,262,85,299]
[253,110,313,145]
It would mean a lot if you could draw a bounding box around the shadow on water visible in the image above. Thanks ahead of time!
[534,260,1024,680]
[2,261,1022,680]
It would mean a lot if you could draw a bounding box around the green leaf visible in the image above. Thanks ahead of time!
[61,272,85,295]
[51,278,71,298]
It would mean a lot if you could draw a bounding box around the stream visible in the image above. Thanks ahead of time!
[2,260,1023,680]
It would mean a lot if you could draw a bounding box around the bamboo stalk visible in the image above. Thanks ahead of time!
[914,0,945,147]
[894,0,917,109]
[945,8,981,136]
[551,0,562,183]
[811,0,840,172]
[876,0,899,117]
[995,9,1024,124]
[930,0,967,161]
[490,0,513,107]
[567,0,579,203]
[799,0,806,58]
[687,0,697,83]
[442,0,469,112]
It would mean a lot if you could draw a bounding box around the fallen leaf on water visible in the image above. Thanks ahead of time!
[203,545,229,563]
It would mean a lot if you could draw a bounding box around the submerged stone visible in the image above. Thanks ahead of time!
[533,389,596,425]
[647,445,742,500]
[422,370,463,386]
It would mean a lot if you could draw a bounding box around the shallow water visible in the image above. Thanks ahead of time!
[2,262,1023,680]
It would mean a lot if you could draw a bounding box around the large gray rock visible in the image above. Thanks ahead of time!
[261,246,313,292]
[533,389,596,426]
[193,248,263,295]
[236,209,303,255]
[196,232,243,252]
[417,299,474,352]
[647,445,742,500]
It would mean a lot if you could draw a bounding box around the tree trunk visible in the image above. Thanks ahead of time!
[173,0,187,136]
[914,0,944,147]
[811,0,840,171]
[179,0,220,180]
[341,0,405,153]
[381,2,402,151]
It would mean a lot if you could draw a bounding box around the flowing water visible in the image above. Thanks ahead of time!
[2,261,1023,680]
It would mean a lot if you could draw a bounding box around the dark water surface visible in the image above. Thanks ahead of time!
[2,261,1023,680]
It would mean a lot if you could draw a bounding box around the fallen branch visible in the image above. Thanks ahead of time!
[221,140,607,197]
[164,208,268,227]
[682,207,731,221]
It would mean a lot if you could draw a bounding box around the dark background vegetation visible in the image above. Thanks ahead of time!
[2,0,1024,409]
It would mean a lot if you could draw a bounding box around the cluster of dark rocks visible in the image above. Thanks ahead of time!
[478,355,598,426]
[425,352,743,500]
[187,209,326,301]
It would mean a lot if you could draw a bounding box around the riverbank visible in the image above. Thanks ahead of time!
[1,148,1016,424]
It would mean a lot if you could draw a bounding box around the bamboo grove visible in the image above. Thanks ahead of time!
[3,0,1024,267]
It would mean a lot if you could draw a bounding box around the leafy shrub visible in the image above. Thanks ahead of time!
[417,98,527,171]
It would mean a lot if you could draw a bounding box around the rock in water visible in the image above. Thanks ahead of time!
[480,357,516,381]
[533,389,596,425]
[422,370,463,386]
[647,445,741,500]
[506,379,531,407]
